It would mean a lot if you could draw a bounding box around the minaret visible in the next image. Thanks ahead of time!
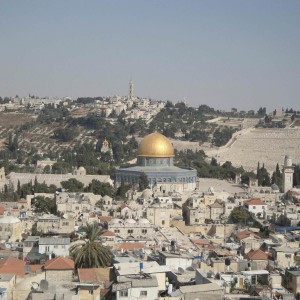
[128,80,134,102]
[283,155,294,193]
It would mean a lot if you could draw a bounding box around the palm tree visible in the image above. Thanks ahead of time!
[69,223,112,268]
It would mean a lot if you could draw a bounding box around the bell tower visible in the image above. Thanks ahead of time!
[128,80,134,102]
[283,155,294,193]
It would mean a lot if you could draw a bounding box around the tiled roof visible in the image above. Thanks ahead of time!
[27,264,43,273]
[102,230,115,237]
[235,230,260,240]
[78,268,111,284]
[246,249,269,260]
[190,239,210,245]
[99,216,112,223]
[120,203,128,210]
[116,242,145,251]
[78,268,98,283]
[0,257,26,276]
[44,257,74,270]
[210,202,223,208]
[244,198,266,206]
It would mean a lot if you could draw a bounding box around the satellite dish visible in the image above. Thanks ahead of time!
[5,243,11,249]
[178,267,185,274]
[40,280,49,292]
[31,282,39,290]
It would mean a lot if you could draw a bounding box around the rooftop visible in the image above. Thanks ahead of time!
[44,257,74,270]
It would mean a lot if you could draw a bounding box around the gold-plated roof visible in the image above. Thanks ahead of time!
[137,132,174,157]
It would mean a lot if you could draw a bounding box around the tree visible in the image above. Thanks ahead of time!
[53,128,77,142]
[229,207,253,224]
[84,179,114,197]
[31,196,57,214]
[211,157,218,166]
[139,173,149,191]
[69,223,112,268]
[61,178,84,192]
[116,181,131,199]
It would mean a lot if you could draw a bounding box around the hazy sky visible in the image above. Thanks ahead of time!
[1,1,300,111]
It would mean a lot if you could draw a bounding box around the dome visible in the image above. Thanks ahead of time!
[271,183,279,190]
[141,188,153,199]
[125,219,136,224]
[137,132,174,158]
[138,218,150,224]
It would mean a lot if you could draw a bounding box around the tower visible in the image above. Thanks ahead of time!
[283,155,294,193]
[128,80,134,102]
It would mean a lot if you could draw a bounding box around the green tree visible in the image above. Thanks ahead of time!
[84,179,114,197]
[69,223,112,268]
[211,157,218,166]
[53,128,77,142]
[61,178,84,192]
[139,173,149,191]
[31,196,57,214]
[229,207,253,224]
[116,181,131,199]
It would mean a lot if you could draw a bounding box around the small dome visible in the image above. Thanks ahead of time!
[137,132,174,158]
[125,219,136,224]
[78,166,86,171]
[138,218,150,224]
[141,189,153,199]
[271,183,279,190]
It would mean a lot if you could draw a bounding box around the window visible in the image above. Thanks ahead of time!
[142,229,147,234]
[195,219,199,223]
[115,229,120,233]
[253,206,256,209]
[162,220,165,225]
[54,245,58,249]
[119,290,128,297]
[62,222,69,226]
[140,291,147,297]
[128,229,133,234]
[88,290,94,295]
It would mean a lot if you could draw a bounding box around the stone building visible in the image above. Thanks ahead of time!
[146,203,173,228]
[36,214,75,234]
[183,194,225,225]
[0,216,23,242]
[44,256,74,283]
[108,218,154,240]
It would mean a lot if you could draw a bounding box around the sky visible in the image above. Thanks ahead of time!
[0,1,300,111]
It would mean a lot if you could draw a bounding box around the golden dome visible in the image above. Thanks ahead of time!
[137,132,174,157]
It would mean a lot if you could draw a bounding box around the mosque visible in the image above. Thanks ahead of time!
[115,132,198,192]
